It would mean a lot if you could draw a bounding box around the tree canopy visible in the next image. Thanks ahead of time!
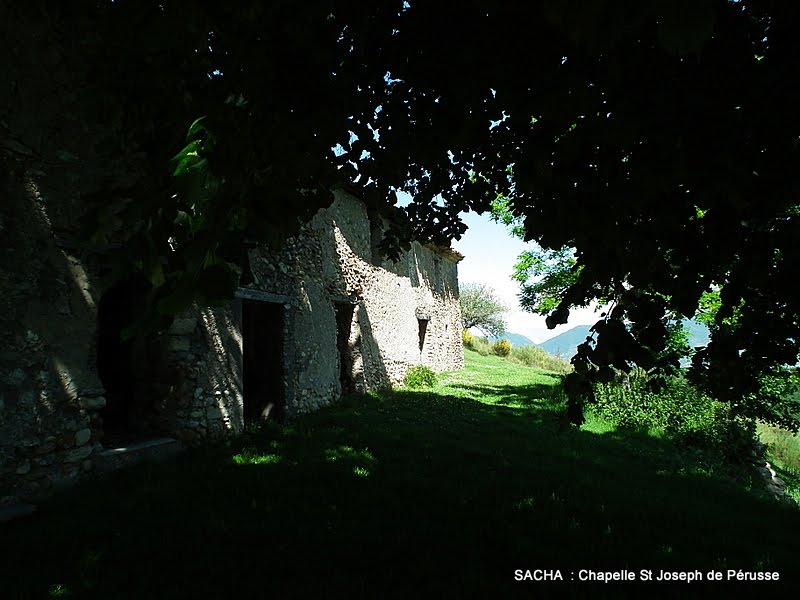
[3,0,799,427]
[459,283,508,338]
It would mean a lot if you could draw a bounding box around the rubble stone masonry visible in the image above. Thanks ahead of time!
[0,188,463,503]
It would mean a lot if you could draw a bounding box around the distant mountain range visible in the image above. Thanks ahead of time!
[479,319,709,358]
[539,326,593,358]
[539,319,711,359]
[488,332,535,348]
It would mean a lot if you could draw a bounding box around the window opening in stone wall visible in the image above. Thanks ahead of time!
[334,302,357,394]
[418,317,429,352]
[96,275,166,445]
[242,299,285,424]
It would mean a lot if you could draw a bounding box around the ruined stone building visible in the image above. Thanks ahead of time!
[0,187,464,502]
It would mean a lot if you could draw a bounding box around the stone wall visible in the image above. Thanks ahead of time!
[301,190,464,394]
[0,188,463,502]
[1,8,176,501]
[0,7,462,504]
[0,173,107,501]
[165,189,464,429]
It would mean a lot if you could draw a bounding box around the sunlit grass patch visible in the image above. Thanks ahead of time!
[758,422,800,503]
[324,445,376,464]
[514,496,536,511]
[232,450,283,465]
[758,423,800,471]
[48,584,72,599]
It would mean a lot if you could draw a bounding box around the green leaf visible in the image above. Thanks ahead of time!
[187,116,209,141]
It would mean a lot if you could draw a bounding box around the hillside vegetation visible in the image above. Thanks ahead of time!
[487,331,535,348]
[463,330,572,374]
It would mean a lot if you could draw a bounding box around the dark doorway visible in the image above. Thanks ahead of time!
[334,302,356,395]
[96,275,159,441]
[242,299,285,424]
[418,318,429,352]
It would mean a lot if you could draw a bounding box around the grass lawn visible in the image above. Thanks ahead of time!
[3,350,799,598]
[757,422,800,505]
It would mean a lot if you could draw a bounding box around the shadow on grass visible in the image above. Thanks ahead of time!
[3,391,799,599]
[446,381,566,410]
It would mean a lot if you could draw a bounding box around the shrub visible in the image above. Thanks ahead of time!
[591,372,756,460]
[492,339,512,356]
[404,365,437,388]
[463,334,492,356]
[508,345,572,373]
[462,329,475,348]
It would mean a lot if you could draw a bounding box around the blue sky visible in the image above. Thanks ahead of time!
[395,192,601,343]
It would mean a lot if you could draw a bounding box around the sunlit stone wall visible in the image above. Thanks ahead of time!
[297,190,464,400]
[0,187,463,503]
[180,189,464,427]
